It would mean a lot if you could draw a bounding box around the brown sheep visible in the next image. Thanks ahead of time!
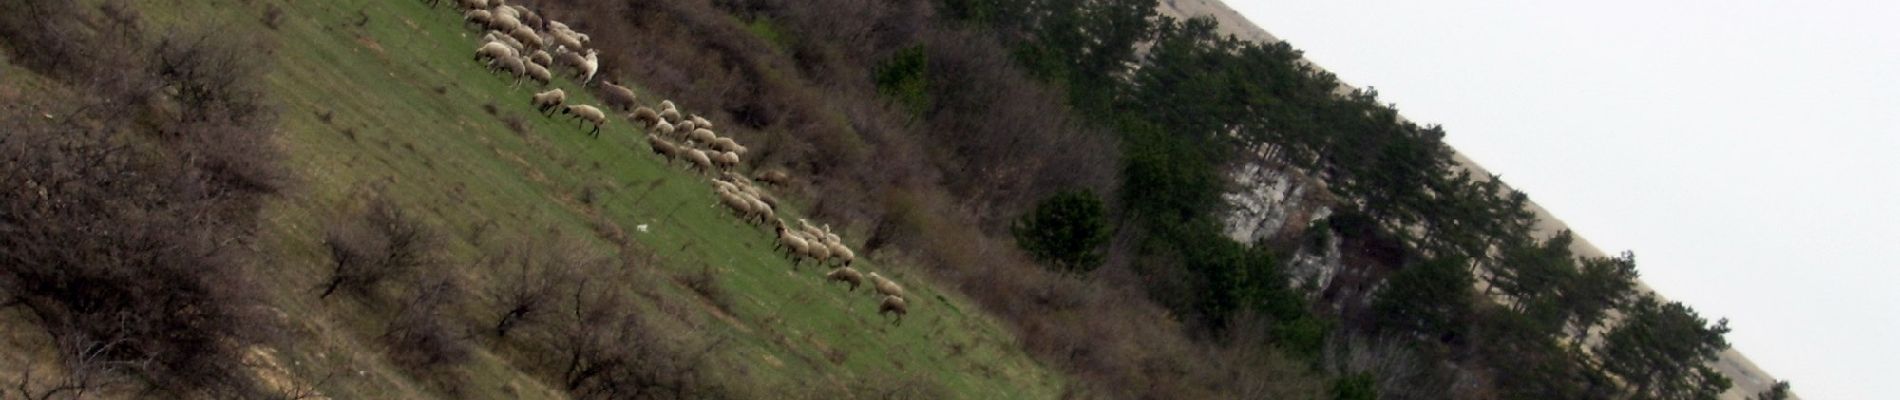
[826,267,864,291]
[878,295,908,325]
[598,81,639,112]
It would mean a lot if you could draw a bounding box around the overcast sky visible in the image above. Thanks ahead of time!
[1226,1,1898,398]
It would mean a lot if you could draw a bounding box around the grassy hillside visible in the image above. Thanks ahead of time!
[3,0,1061,397]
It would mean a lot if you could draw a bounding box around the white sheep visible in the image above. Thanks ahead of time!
[867,272,905,299]
[482,30,524,52]
[772,221,813,267]
[597,81,639,112]
[458,0,489,11]
[547,30,584,53]
[688,128,717,146]
[684,148,713,174]
[826,267,864,291]
[825,236,855,268]
[527,49,552,67]
[578,50,599,84]
[658,108,681,124]
[524,62,552,86]
[473,41,515,64]
[712,150,741,172]
[463,10,492,30]
[659,100,677,111]
[488,54,528,87]
[653,120,676,137]
[487,12,521,34]
[561,104,607,137]
[530,88,566,116]
[689,114,714,130]
[509,26,544,51]
[878,295,908,325]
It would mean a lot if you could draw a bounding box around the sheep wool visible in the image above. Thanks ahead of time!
[530,88,566,116]
[826,268,864,291]
[878,295,908,325]
[562,104,607,137]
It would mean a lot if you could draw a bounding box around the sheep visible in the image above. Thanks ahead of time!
[530,88,566,116]
[690,115,715,130]
[561,104,607,137]
[772,221,813,267]
[630,106,661,128]
[458,0,488,10]
[488,54,528,87]
[754,168,792,187]
[710,137,746,155]
[867,272,905,299]
[658,108,681,124]
[798,219,825,240]
[509,26,544,51]
[547,30,584,53]
[659,100,677,112]
[647,134,681,164]
[683,148,714,174]
[598,81,639,112]
[712,150,741,172]
[743,195,774,224]
[487,12,521,34]
[512,5,544,30]
[688,128,718,146]
[826,267,864,291]
[653,120,676,137]
[482,30,524,52]
[878,295,908,325]
[825,237,855,268]
[527,49,552,67]
[463,10,492,30]
[578,50,600,84]
[677,119,697,134]
[524,62,552,86]
[474,41,516,64]
[715,186,752,219]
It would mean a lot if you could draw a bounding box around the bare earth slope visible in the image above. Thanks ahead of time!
[1157,1,1784,398]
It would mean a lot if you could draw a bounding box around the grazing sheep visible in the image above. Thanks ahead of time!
[630,106,661,127]
[463,10,492,30]
[772,221,813,267]
[878,295,908,325]
[826,239,855,268]
[524,62,552,86]
[653,120,676,137]
[548,30,584,53]
[867,272,905,299]
[474,41,516,64]
[528,49,552,67]
[754,168,792,187]
[688,128,717,146]
[658,108,681,124]
[798,219,826,240]
[530,88,566,116]
[561,104,607,137]
[684,148,713,174]
[710,137,748,156]
[743,195,774,224]
[458,0,489,10]
[509,26,543,51]
[512,5,544,30]
[647,134,681,164]
[715,186,751,218]
[487,12,521,33]
[488,54,528,87]
[659,100,677,111]
[712,150,741,172]
[598,81,639,112]
[826,267,864,291]
[482,30,524,51]
[690,114,714,130]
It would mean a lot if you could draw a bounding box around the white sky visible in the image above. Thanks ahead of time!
[1226,1,1899,398]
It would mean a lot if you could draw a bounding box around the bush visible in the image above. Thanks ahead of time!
[1011,189,1110,275]
[320,194,440,299]
[382,270,472,371]
[485,234,601,338]
[874,45,930,115]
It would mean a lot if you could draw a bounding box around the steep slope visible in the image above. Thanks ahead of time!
[1158,1,1785,398]
[1,0,1061,397]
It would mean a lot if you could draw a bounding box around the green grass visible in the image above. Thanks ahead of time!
[98,0,1064,398]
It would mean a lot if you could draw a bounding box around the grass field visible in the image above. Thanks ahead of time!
[1,0,1064,397]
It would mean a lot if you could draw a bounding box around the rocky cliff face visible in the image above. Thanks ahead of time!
[1172,2,1786,397]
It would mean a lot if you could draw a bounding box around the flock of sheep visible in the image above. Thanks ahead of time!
[440,0,910,324]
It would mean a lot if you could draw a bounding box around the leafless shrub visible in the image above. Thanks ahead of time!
[382,269,472,371]
[677,265,730,312]
[485,234,603,338]
[319,194,440,299]
[549,281,729,399]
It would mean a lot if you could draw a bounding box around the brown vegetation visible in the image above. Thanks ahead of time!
[0,0,283,395]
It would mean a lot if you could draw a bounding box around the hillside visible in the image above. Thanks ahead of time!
[4,0,1786,398]
[0,0,1059,398]
[1156,0,1787,398]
